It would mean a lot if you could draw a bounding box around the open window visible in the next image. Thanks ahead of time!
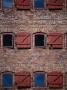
[2,32,14,48]
[34,32,46,48]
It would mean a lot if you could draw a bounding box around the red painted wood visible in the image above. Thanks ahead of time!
[15,71,31,88]
[47,33,63,49]
[15,0,31,9]
[47,0,64,9]
[47,71,63,88]
[15,32,31,49]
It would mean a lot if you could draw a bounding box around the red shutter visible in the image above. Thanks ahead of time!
[15,71,31,88]
[64,33,67,48]
[47,0,64,9]
[15,0,31,9]
[65,72,67,88]
[47,33,63,49]
[47,71,63,88]
[15,32,31,49]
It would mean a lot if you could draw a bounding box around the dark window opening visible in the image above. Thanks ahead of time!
[35,34,44,46]
[3,34,13,48]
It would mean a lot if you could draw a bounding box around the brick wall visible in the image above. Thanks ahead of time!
[0,10,67,90]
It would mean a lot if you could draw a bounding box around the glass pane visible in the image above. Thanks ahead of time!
[3,34,13,47]
[34,0,45,9]
[35,35,44,46]
[3,0,13,8]
[2,73,13,87]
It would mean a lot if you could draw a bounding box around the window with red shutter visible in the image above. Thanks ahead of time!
[34,32,46,48]
[15,0,31,10]
[47,71,63,89]
[47,33,63,49]
[47,0,64,10]
[2,32,14,48]
[15,32,31,49]
[15,71,31,89]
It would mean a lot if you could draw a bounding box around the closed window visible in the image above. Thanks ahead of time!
[34,0,46,9]
[2,71,14,88]
[2,0,14,9]
[34,71,47,87]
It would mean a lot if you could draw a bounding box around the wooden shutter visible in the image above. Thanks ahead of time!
[47,71,63,88]
[15,0,31,9]
[34,71,47,87]
[15,71,31,88]
[15,32,31,49]
[65,72,67,89]
[64,33,67,48]
[47,0,64,10]
[47,33,63,49]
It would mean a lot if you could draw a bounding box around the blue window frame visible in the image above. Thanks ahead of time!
[34,0,45,9]
[2,73,13,88]
[2,0,14,9]
[34,72,47,87]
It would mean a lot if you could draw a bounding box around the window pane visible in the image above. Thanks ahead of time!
[3,33,14,48]
[2,74,13,88]
[35,35,44,46]
[34,0,45,9]
[3,0,13,8]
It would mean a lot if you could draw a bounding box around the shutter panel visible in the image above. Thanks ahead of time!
[15,32,31,49]
[47,33,63,49]
[15,71,31,88]
[64,33,67,48]
[47,0,64,10]
[47,71,63,89]
[65,72,67,89]
[15,0,31,9]
[34,72,47,87]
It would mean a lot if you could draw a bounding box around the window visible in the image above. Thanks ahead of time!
[34,71,47,87]
[15,0,31,10]
[2,71,14,88]
[47,0,64,10]
[34,32,46,48]
[47,33,63,49]
[2,32,14,48]
[34,0,45,9]
[2,0,14,9]
[15,32,31,49]
[47,71,63,89]
[64,33,67,48]
[15,71,31,88]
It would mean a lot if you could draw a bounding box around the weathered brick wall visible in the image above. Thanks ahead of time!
[0,10,67,90]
